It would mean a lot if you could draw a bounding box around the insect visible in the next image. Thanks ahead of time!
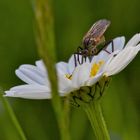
[74,19,111,65]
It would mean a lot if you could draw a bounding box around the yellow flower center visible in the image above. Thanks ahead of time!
[90,61,104,77]
[65,74,72,80]
[65,60,104,80]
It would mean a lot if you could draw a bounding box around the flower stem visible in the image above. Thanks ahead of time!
[83,101,110,140]
[33,0,70,139]
[0,89,27,140]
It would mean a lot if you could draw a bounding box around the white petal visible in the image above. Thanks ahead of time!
[35,60,47,72]
[16,70,39,85]
[56,62,68,75]
[136,44,140,51]
[91,52,110,65]
[95,51,110,62]
[5,85,51,99]
[16,65,48,85]
[68,54,90,73]
[104,46,140,76]
[90,37,125,64]
[98,50,121,73]
[125,33,140,47]
[91,55,101,63]
[20,64,46,77]
[58,74,73,95]
[104,36,125,53]
[71,63,91,89]
[68,55,75,74]
[86,72,103,86]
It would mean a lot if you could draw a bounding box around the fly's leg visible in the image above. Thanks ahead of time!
[75,46,89,66]
[81,55,84,64]
[103,39,114,54]
[74,46,82,67]
[88,55,94,62]
[111,40,114,52]
[74,52,83,66]
[84,56,87,62]
[74,53,77,67]
[76,46,84,65]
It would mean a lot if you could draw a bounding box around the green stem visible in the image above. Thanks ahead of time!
[63,97,70,132]
[0,90,27,140]
[33,0,70,139]
[83,101,110,140]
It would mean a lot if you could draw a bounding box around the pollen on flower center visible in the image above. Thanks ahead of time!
[65,74,72,80]
[90,60,104,77]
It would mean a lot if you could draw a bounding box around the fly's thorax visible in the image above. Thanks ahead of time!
[82,36,105,56]
[94,36,105,46]
[89,37,106,55]
[80,45,100,57]
[83,37,94,47]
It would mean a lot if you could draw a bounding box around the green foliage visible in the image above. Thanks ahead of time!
[0,0,140,139]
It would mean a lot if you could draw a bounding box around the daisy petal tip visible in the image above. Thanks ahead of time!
[136,33,140,37]
[126,33,140,47]
[121,36,125,42]
[18,64,29,70]
[35,60,42,65]
[15,69,25,80]
[134,33,140,41]
[15,69,20,76]
[4,91,15,97]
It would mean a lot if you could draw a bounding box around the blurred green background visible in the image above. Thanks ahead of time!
[0,0,140,139]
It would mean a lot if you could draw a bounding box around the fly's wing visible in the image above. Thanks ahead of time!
[82,19,111,47]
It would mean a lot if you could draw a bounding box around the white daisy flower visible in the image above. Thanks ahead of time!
[5,34,140,100]
[4,58,104,99]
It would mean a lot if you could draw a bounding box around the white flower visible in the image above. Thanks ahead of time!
[5,34,140,99]
[5,62,52,99]
[103,34,140,76]
[4,58,104,99]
